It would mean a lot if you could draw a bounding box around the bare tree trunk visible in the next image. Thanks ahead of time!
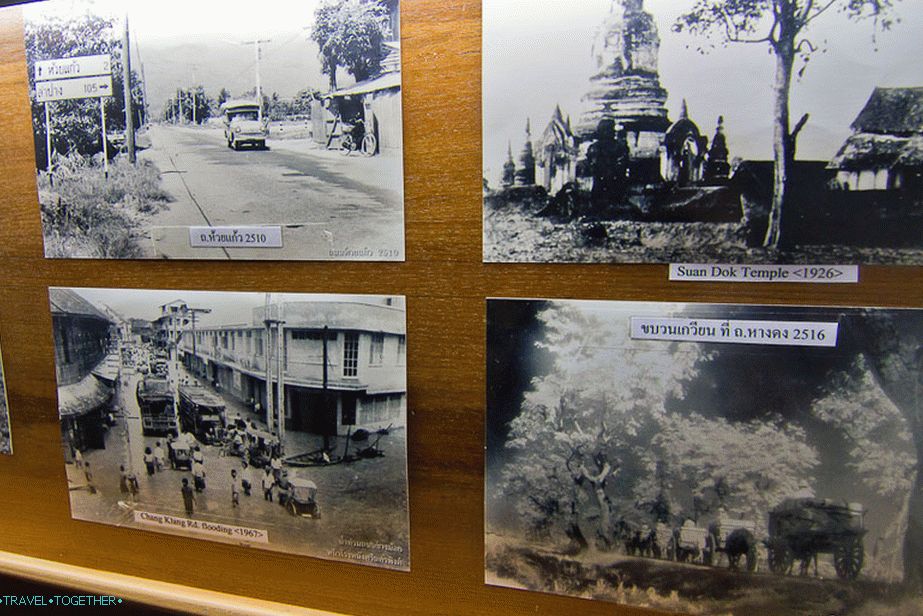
[565,498,588,554]
[763,40,795,248]
[592,483,612,549]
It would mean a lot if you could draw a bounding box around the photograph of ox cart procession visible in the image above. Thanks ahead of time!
[51,287,408,569]
[482,0,923,264]
[486,299,923,615]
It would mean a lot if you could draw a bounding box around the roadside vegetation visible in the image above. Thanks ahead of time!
[38,153,170,258]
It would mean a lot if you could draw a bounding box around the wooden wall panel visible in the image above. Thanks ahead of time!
[0,1,921,615]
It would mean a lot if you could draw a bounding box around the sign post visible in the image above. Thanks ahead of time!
[100,99,109,176]
[34,54,113,177]
[44,102,52,175]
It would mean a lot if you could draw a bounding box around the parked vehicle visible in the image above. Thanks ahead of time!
[151,358,169,377]
[136,376,176,436]
[178,384,225,444]
[339,119,377,157]
[220,100,268,150]
[286,478,320,518]
[766,498,866,580]
[168,441,193,471]
[245,428,279,468]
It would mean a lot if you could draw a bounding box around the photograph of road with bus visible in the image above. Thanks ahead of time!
[486,299,923,615]
[51,288,408,569]
[20,0,404,260]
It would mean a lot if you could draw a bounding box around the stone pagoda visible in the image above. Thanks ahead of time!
[577,0,670,184]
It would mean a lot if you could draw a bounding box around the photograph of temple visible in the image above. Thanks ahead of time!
[483,0,923,264]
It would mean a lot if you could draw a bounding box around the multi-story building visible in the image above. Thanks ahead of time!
[153,300,189,349]
[178,299,406,436]
[49,288,115,454]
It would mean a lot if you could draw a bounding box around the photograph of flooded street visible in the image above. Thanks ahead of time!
[52,288,408,569]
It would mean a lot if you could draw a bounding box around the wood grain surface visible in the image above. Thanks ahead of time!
[0,2,922,615]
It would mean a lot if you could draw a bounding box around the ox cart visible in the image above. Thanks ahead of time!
[766,498,866,580]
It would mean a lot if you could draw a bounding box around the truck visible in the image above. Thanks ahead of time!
[136,376,177,436]
[178,384,226,444]
[220,99,268,150]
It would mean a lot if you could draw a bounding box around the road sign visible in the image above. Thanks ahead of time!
[35,75,114,102]
[35,54,111,82]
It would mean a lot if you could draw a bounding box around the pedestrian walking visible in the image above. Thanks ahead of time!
[270,455,283,483]
[154,441,165,472]
[128,472,140,499]
[143,447,156,476]
[241,460,252,497]
[181,478,195,516]
[231,469,240,508]
[261,468,274,502]
[119,465,130,496]
[192,445,204,465]
[73,448,84,470]
[193,460,206,492]
[84,462,96,494]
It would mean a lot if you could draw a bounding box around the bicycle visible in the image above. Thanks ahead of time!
[339,123,377,157]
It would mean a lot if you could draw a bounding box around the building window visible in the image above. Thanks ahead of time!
[60,323,71,363]
[361,394,402,424]
[255,337,263,357]
[343,333,359,377]
[369,333,384,365]
[397,335,405,366]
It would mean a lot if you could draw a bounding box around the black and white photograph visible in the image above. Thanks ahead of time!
[486,299,923,614]
[482,0,923,264]
[22,0,404,260]
[0,340,11,454]
[52,288,408,569]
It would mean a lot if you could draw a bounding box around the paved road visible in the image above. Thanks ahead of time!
[140,124,404,260]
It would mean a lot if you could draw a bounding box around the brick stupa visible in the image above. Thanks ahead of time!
[577,0,670,183]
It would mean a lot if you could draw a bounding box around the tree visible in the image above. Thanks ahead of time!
[674,0,901,248]
[501,303,703,551]
[311,0,391,91]
[670,305,923,592]
[846,310,923,591]
[654,414,818,529]
[25,13,145,169]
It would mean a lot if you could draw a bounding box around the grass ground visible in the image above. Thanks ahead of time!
[483,199,923,264]
[485,534,921,616]
[38,153,171,258]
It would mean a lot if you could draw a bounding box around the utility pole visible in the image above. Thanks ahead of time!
[276,301,286,453]
[322,325,330,452]
[139,61,148,126]
[186,307,212,374]
[171,311,180,433]
[191,65,198,125]
[242,39,270,123]
[121,13,136,163]
[263,293,274,432]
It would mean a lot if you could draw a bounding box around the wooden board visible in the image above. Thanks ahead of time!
[0,1,921,615]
